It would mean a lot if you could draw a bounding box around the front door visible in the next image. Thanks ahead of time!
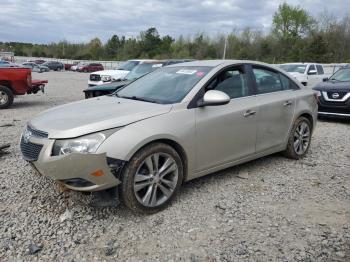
[195,65,257,172]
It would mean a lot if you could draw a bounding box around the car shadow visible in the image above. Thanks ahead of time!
[9,100,47,109]
[318,116,350,124]
[70,153,285,219]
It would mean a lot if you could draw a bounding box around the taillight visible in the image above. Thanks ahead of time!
[27,72,32,87]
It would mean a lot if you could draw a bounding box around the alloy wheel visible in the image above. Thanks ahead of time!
[133,153,179,207]
[0,91,9,105]
[293,121,310,155]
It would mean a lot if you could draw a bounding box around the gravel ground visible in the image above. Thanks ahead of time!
[0,71,349,261]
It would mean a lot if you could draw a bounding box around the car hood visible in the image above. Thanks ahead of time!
[30,96,172,139]
[288,72,306,79]
[85,80,131,92]
[313,81,350,92]
[93,69,130,77]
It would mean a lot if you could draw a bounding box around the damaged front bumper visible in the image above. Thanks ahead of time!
[21,135,124,192]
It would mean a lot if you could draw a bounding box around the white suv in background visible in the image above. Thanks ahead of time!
[279,63,327,87]
[88,60,152,87]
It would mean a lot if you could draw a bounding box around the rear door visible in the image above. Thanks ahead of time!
[195,64,257,172]
[251,65,297,153]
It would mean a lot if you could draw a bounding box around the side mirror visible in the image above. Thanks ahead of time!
[308,70,317,75]
[322,77,329,82]
[197,90,230,107]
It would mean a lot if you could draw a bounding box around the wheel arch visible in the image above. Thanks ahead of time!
[130,138,189,183]
[0,81,12,91]
[295,112,314,132]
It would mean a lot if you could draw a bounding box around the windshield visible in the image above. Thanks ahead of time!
[329,68,350,82]
[117,66,212,104]
[125,63,162,81]
[279,64,307,74]
[117,60,140,71]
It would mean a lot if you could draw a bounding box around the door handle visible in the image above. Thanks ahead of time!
[243,110,256,117]
[283,100,292,106]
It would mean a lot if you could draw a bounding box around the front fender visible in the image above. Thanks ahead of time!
[97,108,196,175]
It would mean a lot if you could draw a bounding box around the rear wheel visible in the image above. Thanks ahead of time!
[120,143,183,213]
[283,117,312,159]
[0,86,14,109]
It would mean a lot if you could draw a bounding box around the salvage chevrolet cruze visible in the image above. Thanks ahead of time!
[21,60,318,213]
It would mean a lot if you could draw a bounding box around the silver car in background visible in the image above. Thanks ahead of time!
[22,62,49,73]
[21,60,318,213]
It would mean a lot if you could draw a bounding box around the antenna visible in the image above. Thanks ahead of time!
[222,35,228,60]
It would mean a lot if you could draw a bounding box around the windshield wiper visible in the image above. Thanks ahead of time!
[120,95,157,103]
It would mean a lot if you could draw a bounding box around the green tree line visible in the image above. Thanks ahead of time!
[1,3,349,63]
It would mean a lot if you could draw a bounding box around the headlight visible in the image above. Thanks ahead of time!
[101,75,111,82]
[52,133,106,156]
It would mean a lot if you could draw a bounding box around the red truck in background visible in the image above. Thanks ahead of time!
[0,67,48,109]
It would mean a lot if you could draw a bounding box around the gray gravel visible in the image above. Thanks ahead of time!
[0,71,349,261]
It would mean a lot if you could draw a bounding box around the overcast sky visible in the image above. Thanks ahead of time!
[0,0,348,43]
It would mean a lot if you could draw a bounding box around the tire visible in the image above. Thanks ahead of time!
[283,116,312,159]
[120,143,184,213]
[0,86,14,109]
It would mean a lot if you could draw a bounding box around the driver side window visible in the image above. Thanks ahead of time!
[206,66,249,99]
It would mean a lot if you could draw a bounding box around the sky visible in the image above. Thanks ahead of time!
[0,0,348,43]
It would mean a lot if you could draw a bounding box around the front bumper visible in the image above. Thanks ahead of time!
[317,94,350,118]
[88,80,110,86]
[21,135,122,192]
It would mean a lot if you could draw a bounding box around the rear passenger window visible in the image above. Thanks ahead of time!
[253,68,283,94]
[279,73,299,90]
[316,65,324,75]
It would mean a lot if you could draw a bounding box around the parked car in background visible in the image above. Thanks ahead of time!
[21,60,317,213]
[64,62,78,71]
[313,67,350,118]
[70,62,83,71]
[88,60,148,86]
[84,59,193,98]
[22,62,49,73]
[77,63,104,73]
[0,67,47,108]
[0,60,19,67]
[42,61,64,71]
[84,61,163,98]
[34,59,46,65]
[279,63,327,87]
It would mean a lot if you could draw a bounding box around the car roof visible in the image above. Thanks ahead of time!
[139,60,163,64]
[280,63,322,65]
[166,59,275,68]
[129,59,155,62]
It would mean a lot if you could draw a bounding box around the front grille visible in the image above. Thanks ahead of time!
[27,125,48,138]
[20,138,43,161]
[90,74,101,81]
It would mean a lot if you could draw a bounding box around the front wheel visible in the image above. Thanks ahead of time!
[120,143,184,213]
[0,86,14,109]
[283,116,312,159]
